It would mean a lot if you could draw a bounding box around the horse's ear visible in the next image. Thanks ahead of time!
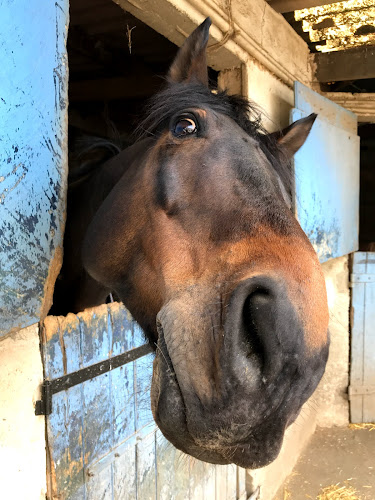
[271,113,317,160]
[168,17,211,86]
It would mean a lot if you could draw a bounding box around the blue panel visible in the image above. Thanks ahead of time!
[292,82,360,262]
[135,353,155,430]
[44,303,242,498]
[0,0,68,336]
[112,363,136,445]
[48,389,85,499]
[110,303,134,354]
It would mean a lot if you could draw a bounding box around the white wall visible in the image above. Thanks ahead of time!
[0,325,46,500]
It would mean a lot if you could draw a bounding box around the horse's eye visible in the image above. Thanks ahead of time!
[173,117,197,137]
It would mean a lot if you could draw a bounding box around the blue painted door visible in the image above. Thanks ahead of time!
[43,303,247,499]
[291,82,360,262]
[0,0,68,336]
[350,252,375,423]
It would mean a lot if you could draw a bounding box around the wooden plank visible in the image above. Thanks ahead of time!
[113,435,137,500]
[43,316,65,380]
[294,81,357,134]
[155,429,190,500]
[136,423,157,500]
[268,0,338,13]
[44,315,86,499]
[79,305,111,368]
[79,308,114,489]
[109,302,135,354]
[112,362,136,446]
[189,458,206,499]
[135,352,154,430]
[48,389,86,499]
[237,466,247,500]
[353,251,369,275]
[110,303,137,447]
[215,465,228,500]
[86,462,113,500]
[315,46,375,83]
[363,254,375,422]
[226,464,237,500]
[350,253,367,423]
[203,463,216,499]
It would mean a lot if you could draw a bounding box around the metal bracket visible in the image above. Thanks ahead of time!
[35,381,52,416]
[35,343,153,416]
[348,385,375,399]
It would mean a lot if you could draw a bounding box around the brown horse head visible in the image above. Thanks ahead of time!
[82,18,329,468]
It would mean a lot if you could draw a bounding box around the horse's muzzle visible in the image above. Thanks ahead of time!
[151,276,329,468]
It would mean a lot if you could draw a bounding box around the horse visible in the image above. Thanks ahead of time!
[53,18,329,469]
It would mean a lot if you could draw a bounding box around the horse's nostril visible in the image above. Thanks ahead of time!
[241,286,285,380]
[242,289,270,365]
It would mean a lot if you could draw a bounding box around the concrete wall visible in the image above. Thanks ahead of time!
[244,61,294,131]
[0,324,46,500]
[314,255,350,426]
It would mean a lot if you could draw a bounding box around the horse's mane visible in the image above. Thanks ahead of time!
[137,83,292,196]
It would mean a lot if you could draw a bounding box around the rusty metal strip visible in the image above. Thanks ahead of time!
[35,343,154,415]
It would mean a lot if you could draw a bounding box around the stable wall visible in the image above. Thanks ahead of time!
[0,325,46,499]
[315,255,350,426]
[0,1,352,499]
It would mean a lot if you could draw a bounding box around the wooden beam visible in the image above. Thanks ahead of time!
[268,0,338,13]
[315,46,375,83]
[323,93,375,123]
[69,75,161,102]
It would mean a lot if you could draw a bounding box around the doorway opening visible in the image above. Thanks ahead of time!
[50,0,218,315]
[358,123,375,251]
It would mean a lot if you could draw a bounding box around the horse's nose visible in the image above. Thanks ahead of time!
[226,276,302,382]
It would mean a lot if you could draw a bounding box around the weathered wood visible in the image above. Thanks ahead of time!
[350,252,375,422]
[112,435,137,499]
[292,81,359,262]
[136,423,157,500]
[317,93,375,124]
[315,46,375,83]
[0,0,68,337]
[44,303,246,498]
[155,428,190,500]
[268,0,337,13]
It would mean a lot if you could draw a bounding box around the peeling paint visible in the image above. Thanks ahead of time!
[43,303,246,498]
[0,0,69,337]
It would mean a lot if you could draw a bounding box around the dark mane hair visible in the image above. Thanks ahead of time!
[137,83,292,196]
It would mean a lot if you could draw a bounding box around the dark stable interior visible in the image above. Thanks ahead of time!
[68,0,177,154]
[358,123,375,251]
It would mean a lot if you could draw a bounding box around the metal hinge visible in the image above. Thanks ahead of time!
[35,343,153,416]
